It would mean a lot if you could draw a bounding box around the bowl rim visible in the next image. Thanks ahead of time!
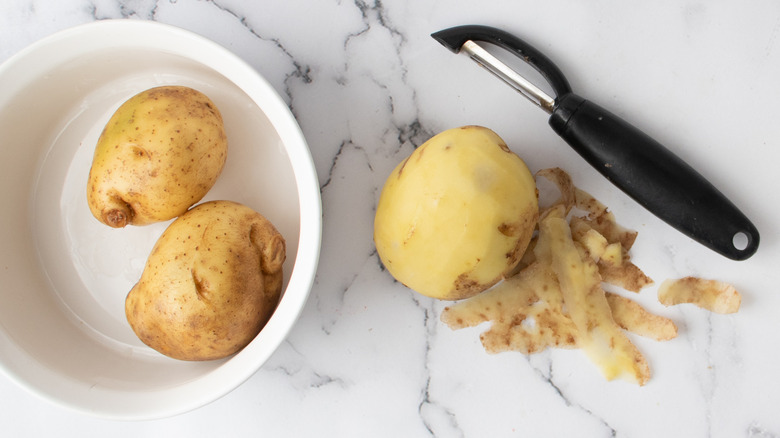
[0,19,322,420]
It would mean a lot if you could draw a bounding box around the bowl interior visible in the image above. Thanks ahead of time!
[0,21,318,419]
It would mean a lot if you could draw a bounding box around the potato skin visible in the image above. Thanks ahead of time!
[87,86,227,228]
[125,201,286,361]
[374,126,538,300]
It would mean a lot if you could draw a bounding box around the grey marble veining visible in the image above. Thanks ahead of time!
[2,1,780,437]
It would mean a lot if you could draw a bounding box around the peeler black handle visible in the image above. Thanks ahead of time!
[550,93,759,260]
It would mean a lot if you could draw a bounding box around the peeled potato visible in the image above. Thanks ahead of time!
[374,126,538,300]
[125,201,285,361]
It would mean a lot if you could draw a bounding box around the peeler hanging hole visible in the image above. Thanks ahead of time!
[732,231,750,252]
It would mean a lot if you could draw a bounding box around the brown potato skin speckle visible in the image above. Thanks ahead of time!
[87,86,227,227]
[125,201,285,361]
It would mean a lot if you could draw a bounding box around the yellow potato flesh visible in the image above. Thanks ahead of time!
[87,86,227,227]
[374,126,538,300]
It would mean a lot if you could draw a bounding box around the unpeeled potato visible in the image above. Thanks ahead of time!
[374,126,538,300]
[87,85,227,228]
[125,201,285,361]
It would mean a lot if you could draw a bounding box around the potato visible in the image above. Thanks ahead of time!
[87,86,227,228]
[374,126,538,300]
[125,201,285,361]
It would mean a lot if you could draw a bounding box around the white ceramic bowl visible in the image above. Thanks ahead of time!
[0,20,321,420]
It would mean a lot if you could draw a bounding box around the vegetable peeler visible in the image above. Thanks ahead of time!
[431,25,759,261]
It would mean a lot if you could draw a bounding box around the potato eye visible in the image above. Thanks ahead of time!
[131,145,150,159]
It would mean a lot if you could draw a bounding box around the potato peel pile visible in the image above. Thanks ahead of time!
[441,167,739,385]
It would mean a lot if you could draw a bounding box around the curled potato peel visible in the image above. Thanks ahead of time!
[658,277,741,314]
[378,129,739,385]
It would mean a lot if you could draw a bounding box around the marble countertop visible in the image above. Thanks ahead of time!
[2,1,780,436]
